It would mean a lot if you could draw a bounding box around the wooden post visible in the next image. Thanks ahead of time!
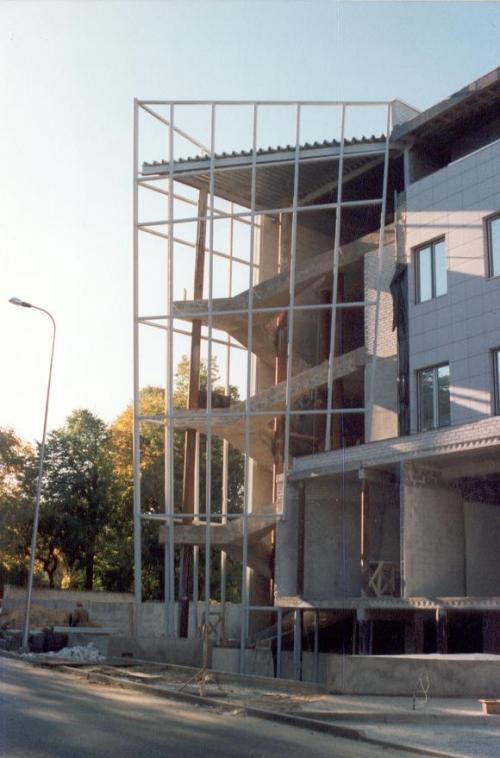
[178,189,208,638]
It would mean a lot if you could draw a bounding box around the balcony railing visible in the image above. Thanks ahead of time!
[362,561,400,597]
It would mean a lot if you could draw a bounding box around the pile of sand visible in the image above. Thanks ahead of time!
[0,604,69,630]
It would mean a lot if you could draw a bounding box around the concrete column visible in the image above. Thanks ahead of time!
[436,609,448,654]
[356,609,372,655]
[405,612,424,653]
[483,612,500,654]
[293,609,302,680]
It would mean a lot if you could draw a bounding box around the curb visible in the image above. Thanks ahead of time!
[66,666,459,757]
[0,651,461,757]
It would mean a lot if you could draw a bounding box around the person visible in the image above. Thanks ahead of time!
[69,602,89,627]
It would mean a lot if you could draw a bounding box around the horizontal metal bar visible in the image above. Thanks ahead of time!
[141,149,390,179]
[138,99,393,106]
[137,226,258,267]
[137,197,383,229]
[137,407,366,423]
[137,182,260,227]
[166,301,372,321]
[138,102,211,155]
[141,512,281,522]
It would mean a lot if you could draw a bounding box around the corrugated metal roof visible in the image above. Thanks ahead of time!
[142,135,387,175]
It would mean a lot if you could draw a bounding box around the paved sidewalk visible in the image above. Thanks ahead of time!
[298,695,500,757]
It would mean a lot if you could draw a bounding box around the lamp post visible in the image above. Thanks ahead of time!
[9,297,56,653]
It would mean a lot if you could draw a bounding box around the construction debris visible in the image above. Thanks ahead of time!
[27,642,104,662]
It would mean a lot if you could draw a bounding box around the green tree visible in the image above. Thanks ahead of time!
[0,428,35,589]
[108,356,244,600]
[41,410,115,590]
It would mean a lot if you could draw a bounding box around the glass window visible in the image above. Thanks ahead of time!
[487,214,500,277]
[415,238,447,303]
[418,363,450,431]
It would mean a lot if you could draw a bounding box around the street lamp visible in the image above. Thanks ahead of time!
[9,297,56,653]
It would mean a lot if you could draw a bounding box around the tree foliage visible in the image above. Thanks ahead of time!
[1,356,245,600]
[0,428,35,587]
[40,410,115,590]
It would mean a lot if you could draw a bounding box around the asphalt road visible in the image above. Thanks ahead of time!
[0,655,412,757]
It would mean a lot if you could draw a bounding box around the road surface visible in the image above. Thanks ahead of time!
[0,655,413,757]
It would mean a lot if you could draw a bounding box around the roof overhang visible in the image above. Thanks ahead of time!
[391,66,500,147]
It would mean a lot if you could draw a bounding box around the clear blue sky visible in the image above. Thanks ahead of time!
[1,0,499,442]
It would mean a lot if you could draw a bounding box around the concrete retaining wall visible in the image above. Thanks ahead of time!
[108,636,203,666]
[2,585,134,633]
[2,587,242,640]
[325,654,500,697]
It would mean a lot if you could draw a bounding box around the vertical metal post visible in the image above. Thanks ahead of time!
[367,104,392,442]
[166,103,176,635]
[281,105,302,520]
[20,306,56,653]
[132,98,142,636]
[204,104,216,636]
[193,431,200,636]
[220,206,233,641]
[239,104,258,673]
[324,104,346,452]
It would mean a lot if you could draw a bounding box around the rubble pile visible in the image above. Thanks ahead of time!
[40,642,104,662]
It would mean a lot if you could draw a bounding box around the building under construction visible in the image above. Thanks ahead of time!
[132,67,500,679]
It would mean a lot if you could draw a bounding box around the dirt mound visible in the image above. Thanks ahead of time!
[0,605,69,630]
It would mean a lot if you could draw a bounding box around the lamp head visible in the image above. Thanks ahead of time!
[9,297,32,308]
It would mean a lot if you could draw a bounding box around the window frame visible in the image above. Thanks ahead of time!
[414,236,447,304]
[485,211,500,278]
[417,362,451,431]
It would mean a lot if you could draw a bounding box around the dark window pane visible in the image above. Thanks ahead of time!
[437,365,450,426]
[489,217,500,277]
[417,246,432,302]
[434,240,447,296]
[419,368,435,430]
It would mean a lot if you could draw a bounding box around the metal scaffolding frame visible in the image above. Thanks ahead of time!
[133,98,393,672]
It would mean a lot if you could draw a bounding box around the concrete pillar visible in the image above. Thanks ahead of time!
[293,609,302,679]
[356,609,372,655]
[436,609,448,654]
[483,612,500,654]
[405,612,424,654]
[313,611,320,682]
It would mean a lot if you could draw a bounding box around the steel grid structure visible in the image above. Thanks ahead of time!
[133,99,393,673]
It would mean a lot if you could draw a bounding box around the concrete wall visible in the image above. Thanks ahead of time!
[404,139,500,432]
[108,636,203,666]
[464,499,500,596]
[303,476,361,599]
[367,481,400,563]
[139,601,242,640]
[2,586,134,633]
[364,237,399,442]
[211,646,274,677]
[402,464,465,597]
[274,481,299,598]
[2,587,242,641]
[326,654,500,697]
